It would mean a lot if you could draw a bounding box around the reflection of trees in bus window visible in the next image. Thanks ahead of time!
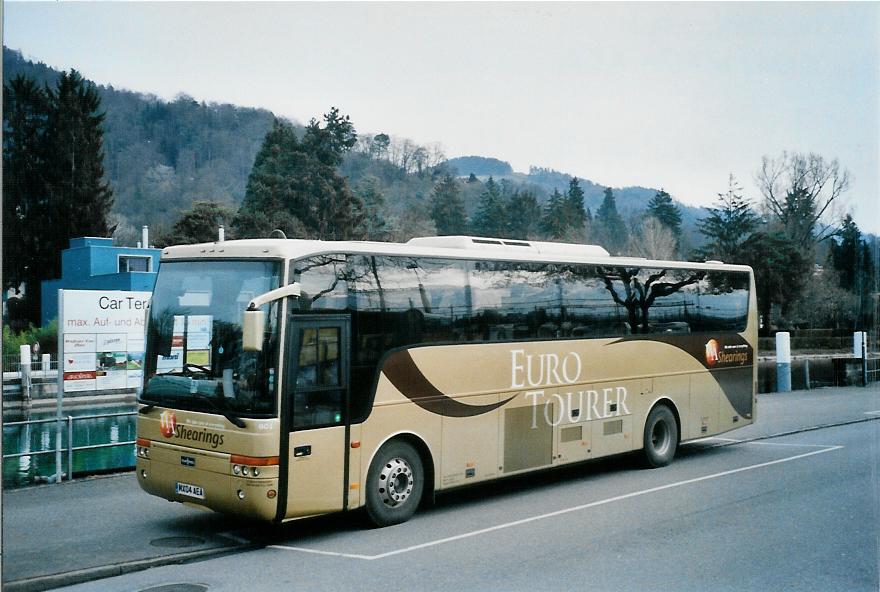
[596,266,704,334]
[556,265,629,337]
[697,271,749,331]
[468,261,555,340]
[291,255,350,310]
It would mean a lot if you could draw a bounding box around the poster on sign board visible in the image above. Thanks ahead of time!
[57,289,152,394]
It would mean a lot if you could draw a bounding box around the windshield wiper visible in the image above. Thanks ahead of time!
[189,391,247,428]
[165,363,212,378]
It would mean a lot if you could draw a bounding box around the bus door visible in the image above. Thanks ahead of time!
[283,315,350,517]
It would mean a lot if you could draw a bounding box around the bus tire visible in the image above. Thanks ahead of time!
[365,440,425,527]
[642,404,678,468]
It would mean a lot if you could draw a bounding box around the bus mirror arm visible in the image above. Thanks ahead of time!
[242,283,301,352]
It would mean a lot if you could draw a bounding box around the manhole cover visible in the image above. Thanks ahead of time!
[138,585,208,592]
[149,536,206,548]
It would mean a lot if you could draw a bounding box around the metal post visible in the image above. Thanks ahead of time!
[776,332,791,393]
[67,416,74,481]
[56,290,65,483]
[19,345,32,403]
[803,358,811,390]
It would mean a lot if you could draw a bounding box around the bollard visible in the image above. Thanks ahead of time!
[803,358,811,390]
[19,345,32,402]
[776,332,791,393]
[854,331,868,386]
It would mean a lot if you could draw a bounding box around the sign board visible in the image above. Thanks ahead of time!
[57,290,151,392]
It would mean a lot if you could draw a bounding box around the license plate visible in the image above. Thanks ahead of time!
[175,482,205,499]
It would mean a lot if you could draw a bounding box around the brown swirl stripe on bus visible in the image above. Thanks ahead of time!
[382,349,516,418]
[608,334,754,418]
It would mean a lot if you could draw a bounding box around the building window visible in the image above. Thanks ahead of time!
[119,255,152,273]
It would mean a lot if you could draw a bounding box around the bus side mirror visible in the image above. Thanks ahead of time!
[242,309,265,352]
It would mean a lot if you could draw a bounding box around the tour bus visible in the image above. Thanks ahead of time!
[135,236,756,526]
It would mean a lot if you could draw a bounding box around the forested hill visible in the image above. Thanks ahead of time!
[3,46,703,245]
[3,47,277,243]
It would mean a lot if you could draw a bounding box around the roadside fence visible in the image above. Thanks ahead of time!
[3,411,137,486]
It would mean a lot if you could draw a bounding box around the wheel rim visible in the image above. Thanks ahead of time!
[378,457,414,507]
[651,418,670,455]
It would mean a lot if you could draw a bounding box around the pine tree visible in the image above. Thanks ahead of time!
[234,110,365,240]
[2,75,50,325]
[3,71,114,325]
[594,187,628,254]
[430,174,468,235]
[829,215,875,327]
[646,189,682,237]
[736,231,810,334]
[507,189,542,239]
[357,176,390,240]
[158,201,236,247]
[540,188,569,239]
[45,70,114,243]
[697,175,759,261]
[563,177,588,240]
[471,177,508,237]
[234,118,311,238]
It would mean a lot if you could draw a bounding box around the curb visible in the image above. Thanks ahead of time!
[3,543,262,592]
[702,414,880,448]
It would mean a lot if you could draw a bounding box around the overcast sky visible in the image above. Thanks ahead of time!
[5,2,879,233]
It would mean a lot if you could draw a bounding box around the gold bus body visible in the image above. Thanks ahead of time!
[136,238,756,522]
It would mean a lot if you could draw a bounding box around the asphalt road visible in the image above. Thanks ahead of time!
[4,385,879,592]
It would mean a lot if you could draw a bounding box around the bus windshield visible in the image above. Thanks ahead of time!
[142,260,282,418]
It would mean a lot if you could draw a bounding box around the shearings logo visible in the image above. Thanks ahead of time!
[157,410,225,449]
[705,338,749,367]
[705,339,720,367]
[159,410,177,437]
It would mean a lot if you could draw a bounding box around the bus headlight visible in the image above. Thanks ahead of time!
[233,465,241,475]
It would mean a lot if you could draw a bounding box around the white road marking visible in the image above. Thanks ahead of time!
[864,410,880,416]
[270,444,843,561]
[743,441,841,448]
[689,436,742,444]
[270,545,374,560]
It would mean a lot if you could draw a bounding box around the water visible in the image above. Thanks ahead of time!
[2,404,137,488]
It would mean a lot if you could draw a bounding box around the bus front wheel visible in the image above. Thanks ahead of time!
[365,440,425,527]
[642,405,678,468]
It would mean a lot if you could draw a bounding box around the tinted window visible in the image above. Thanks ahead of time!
[293,254,750,423]
[696,271,750,331]
[292,255,349,311]
[292,325,343,429]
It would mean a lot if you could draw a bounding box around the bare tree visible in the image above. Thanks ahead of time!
[756,151,850,245]
[627,217,678,260]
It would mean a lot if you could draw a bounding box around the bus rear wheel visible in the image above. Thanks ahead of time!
[365,440,425,527]
[642,405,678,468]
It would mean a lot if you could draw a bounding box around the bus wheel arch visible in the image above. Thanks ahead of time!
[642,399,680,468]
[364,434,434,527]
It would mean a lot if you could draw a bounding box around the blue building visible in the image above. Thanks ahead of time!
[41,237,161,325]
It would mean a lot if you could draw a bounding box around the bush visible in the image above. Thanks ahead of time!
[2,321,58,357]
